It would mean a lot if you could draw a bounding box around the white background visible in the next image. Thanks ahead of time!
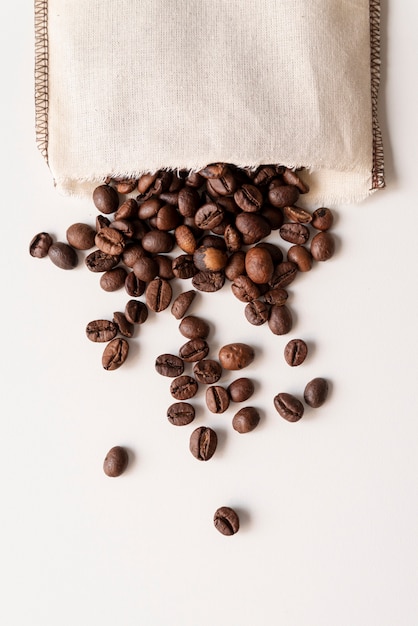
[1,2,417,625]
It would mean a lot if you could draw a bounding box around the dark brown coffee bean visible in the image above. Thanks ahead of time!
[193,245,228,272]
[120,243,145,269]
[269,261,298,289]
[141,230,174,254]
[175,225,197,254]
[283,205,312,223]
[193,359,223,384]
[159,191,179,206]
[223,224,242,252]
[213,506,239,536]
[66,223,96,250]
[284,339,308,366]
[85,250,120,272]
[227,378,254,402]
[268,304,292,335]
[263,288,288,306]
[245,246,274,284]
[132,256,158,282]
[219,343,254,370]
[206,386,230,414]
[95,227,125,256]
[304,378,329,408]
[179,338,209,362]
[124,299,148,324]
[96,215,111,231]
[155,354,184,377]
[137,172,159,195]
[167,402,195,426]
[261,205,284,230]
[125,271,146,297]
[311,207,334,231]
[282,168,310,193]
[185,171,205,188]
[235,213,271,244]
[100,267,127,292]
[102,338,129,371]
[274,392,304,422]
[114,198,139,220]
[268,183,299,208]
[225,251,246,281]
[199,163,229,179]
[85,319,118,343]
[171,290,196,319]
[170,375,198,400]
[93,185,119,214]
[145,278,172,312]
[287,245,312,272]
[279,222,310,245]
[179,315,210,340]
[206,171,237,196]
[234,184,263,212]
[113,311,134,338]
[192,270,225,292]
[177,187,200,217]
[29,232,53,258]
[310,232,335,261]
[138,197,161,220]
[113,178,138,194]
[255,242,283,265]
[232,406,260,433]
[189,427,217,461]
[103,446,129,477]
[154,204,181,231]
[48,242,78,270]
[194,203,225,230]
[154,254,175,280]
[172,254,198,279]
[231,275,260,302]
[245,300,270,325]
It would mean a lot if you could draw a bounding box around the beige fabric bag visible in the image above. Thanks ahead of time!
[35,0,384,204]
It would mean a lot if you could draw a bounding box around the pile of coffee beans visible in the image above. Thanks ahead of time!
[30,162,333,534]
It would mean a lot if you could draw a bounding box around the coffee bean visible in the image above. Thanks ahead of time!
[154,255,175,281]
[310,232,335,261]
[167,402,195,426]
[103,446,129,477]
[227,378,254,402]
[171,289,196,319]
[234,184,263,212]
[263,288,288,306]
[268,304,293,335]
[252,165,279,186]
[268,183,299,208]
[113,311,134,338]
[245,246,274,284]
[125,299,148,324]
[192,270,225,292]
[48,242,78,270]
[193,359,223,384]
[85,250,120,272]
[225,251,246,281]
[125,271,146,297]
[102,338,129,371]
[279,222,310,245]
[141,230,174,254]
[261,205,284,230]
[311,207,334,231]
[193,245,228,272]
[206,171,237,196]
[232,406,260,433]
[245,300,270,325]
[223,224,242,252]
[284,339,308,366]
[100,267,127,292]
[194,203,225,230]
[133,256,158,282]
[86,319,118,343]
[114,197,139,220]
[283,205,312,223]
[177,187,200,217]
[179,315,210,340]
[93,184,119,214]
[155,354,184,377]
[235,213,271,244]
[95,226,125,256]
[282,168,310,193]
[175,224,197,254]
[137,172,159,195]
[269,261,298,289]
[213,506,240,535]
[29,232,53,258]
[179,338,209,362]
[273,392,304,422]
[65,223,96,250]
[231,275,261,302]
[170,375,199,400]
[189,427,218,461]
[172,254,199,279]
[304,377,328,407]
[145,278,172,312]
[153,204,181,231]
[206,386,230,414]
[287,245,312,272]
[199,163,229,179]
[219,343,255,370]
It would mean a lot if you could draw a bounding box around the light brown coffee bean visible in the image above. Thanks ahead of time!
[273,392,304,422]
[232,407,260,433]
[304,378,329,407]
[103,446,129,477]
[219,343,255,370]
[102,338,129,370]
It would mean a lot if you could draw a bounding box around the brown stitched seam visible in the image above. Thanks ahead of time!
[34,0,49,163]
[369,0,385,190]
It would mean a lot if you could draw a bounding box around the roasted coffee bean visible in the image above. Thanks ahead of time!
[245,300,270,325]
[48,242,78,270]
[85,249,120,272]
[213,506,240,536]
[219,343,254,370]
[138,197,162,220]
[268,183,299,208]
[137,172,159,195]
[273,392,304,422]
[175,225,197,254]
[231,275,261,302]
[310,232,335,261]
[85,319,118,343]
[225,251,246,281]
[193,245,228,272]
[141,230,174,254]
[113,311,134,338]
[109,219,135,239]
[223,224,242,252]
[255,241,283,265]
[154,254,175,280]
[282,168,310,193]
[155,354,184,377]
[192,270,225,292]
[206,171,237,196]
[206,386,230,414]
[269,261,298,289]
[232,406,260,433]
[252,165,279,186]
[263,287,288,306]
[193,359,223,384]
[66,223,96,250]
[167,402,196,426]
[114,198,139,220]
[125,271,146,297]
[114,178,138,194]
[261,205,284,230]
[170,375,199,400]
[235,213,271,244]
[189,427,218,461]
[268,304,293,335]
[304,377,329,407]
[279,222,310,245]
[227,378,254,402]
[234,184,263,212]
[199,163,229,179]
[179,338,209,362]
[172,254,198,279]
[96,215,111,231]
[103,446,129,477]
[177,187,200,217]
[132,256,158,282]
[171,289,196,319]
[100,267,127,292]
[185,171,205,188]
[124,299,148,324]
[194,203,225,230]
[287,245,312,272]
[284,339,308,366]
[146,170,173,197]
[102,338,129,371]
[29,232,53,258]
[179,315,210,340]
[145,278,172,312]
[95,227,125,256]
[311,207,334,231]
[154,203,181,231]
[159,191,179,206]
[245,246,274,284]
[120,243,145,268]
[93,184,119,214]
[283,205,312,224]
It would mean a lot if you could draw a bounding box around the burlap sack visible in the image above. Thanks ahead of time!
[34,0,384,204]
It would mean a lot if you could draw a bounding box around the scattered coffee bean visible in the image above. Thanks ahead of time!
[86,319,118,343]
[304,377,329,407]
[93,184,119,214]
[100,267,127,292]
[245,300,270,325]
[66,223,96,250]
[273,392,304,422]
[145,277,172,312]
[170,375,199,400]
[125,299,148,324]
[193,359,223,384]
[279,222,310,245]
[113,311,134,338]
[219,343,255,370]
[171,289,196,319]
[179,315,210,340]
[227,378,254,402]
[213,506,240,535]
[245,246,274,284]
[232,407,260,433]
[95,226,125,256]
[48,242,78,270]
[311,207,334,231]
[310,232,335,261]
[179,338,209,362]
[287,245,312,272]
[29,232,53,258]
[189,426,218,461]
[102,338,129,371]
[85,250,120,272]
[192,270,225,292]
[269,261,298,289]
[155,354,184,377]
[167,402,195,426]
[125,271,146,297]
[268,183,299,208]
[206,385,230,414]
[263,288,288,306]
[231,275,261,302]
[268,304,293,335]
[103,446,129,477]
[284,339,308,366]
